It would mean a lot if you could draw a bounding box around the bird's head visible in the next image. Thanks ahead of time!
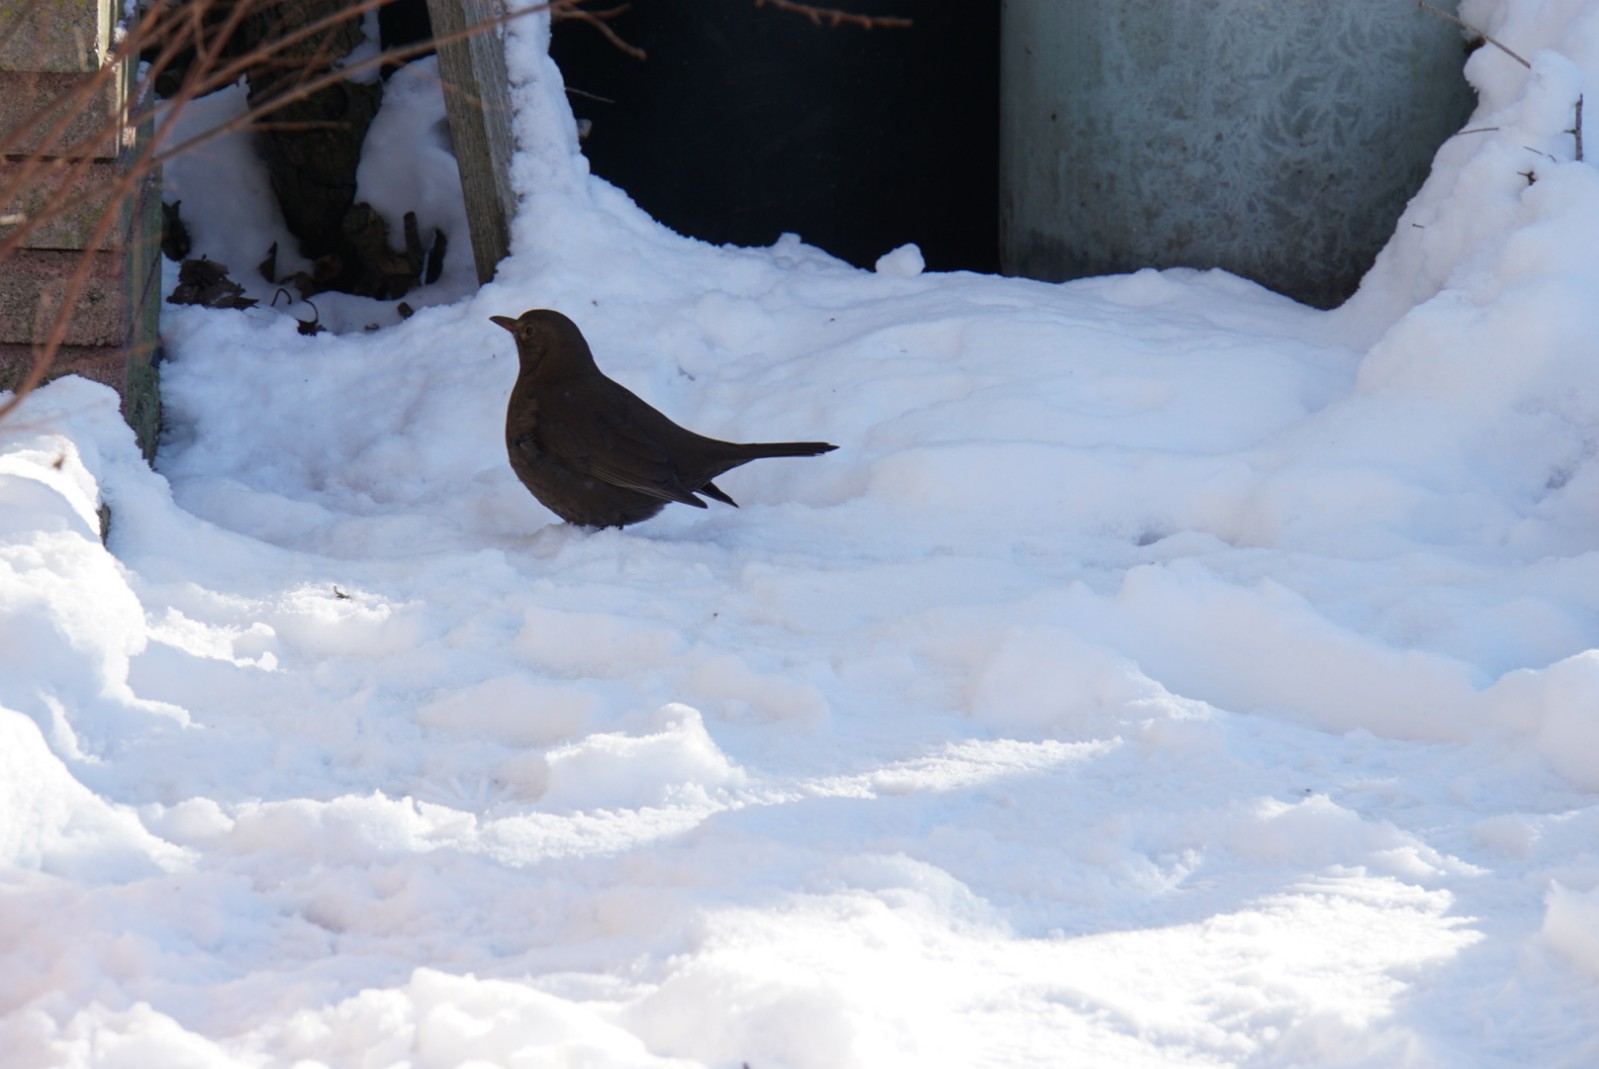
[490,309,594,375]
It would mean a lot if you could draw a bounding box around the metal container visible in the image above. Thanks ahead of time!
[1000,0,1477,307]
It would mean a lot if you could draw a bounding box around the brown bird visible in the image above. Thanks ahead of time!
[493,309,838,528]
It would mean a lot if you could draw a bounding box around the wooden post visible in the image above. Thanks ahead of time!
[424,0,517,285]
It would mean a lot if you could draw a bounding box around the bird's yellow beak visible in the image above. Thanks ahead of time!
[490,315,517,332]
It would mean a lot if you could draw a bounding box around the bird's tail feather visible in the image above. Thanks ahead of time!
[737,441,838,459]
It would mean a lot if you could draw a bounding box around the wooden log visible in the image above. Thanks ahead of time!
[424,0,516,285]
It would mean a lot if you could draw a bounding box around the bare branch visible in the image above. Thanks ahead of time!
[557,5,647,60]
[753,0,912,31]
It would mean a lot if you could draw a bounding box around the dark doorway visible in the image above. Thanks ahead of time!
[549,1,1000,274]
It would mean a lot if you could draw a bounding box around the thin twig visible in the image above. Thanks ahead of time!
[1417,1,1530,68]
[564,86,616,104]
[558,8,647,60]
[552,2,633,24]
[1574,94,1585,162]
[753,0,911,30]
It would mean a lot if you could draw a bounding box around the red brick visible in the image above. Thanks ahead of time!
[0,246,128,346]
[0,0,116,73]
[0,156,125,250]
[0,341,124,391]
[0,66,133,159]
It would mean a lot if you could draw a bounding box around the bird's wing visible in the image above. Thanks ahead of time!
[535,392,705,507]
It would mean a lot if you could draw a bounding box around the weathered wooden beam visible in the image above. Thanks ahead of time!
[424,0,516,285]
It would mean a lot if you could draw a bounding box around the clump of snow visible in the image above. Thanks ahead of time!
[160,58,478,333]
[4,2,1599,1066]
[874,242,926,277]
[355,56,478,303]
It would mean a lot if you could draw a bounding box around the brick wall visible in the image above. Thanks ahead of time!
[0,0,162,461]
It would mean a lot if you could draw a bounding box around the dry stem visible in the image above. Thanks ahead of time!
[554,3,646,60]
[753,0,911,31]
[1573,94,1585,162]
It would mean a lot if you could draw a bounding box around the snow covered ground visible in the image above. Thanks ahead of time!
[4,2,1599,1065]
